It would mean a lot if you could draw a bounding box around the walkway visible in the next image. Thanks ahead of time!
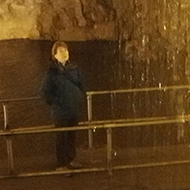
[1,145,190,190]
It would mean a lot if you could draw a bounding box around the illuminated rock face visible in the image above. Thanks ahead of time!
[0,0,117,40]
[0,0,41,39]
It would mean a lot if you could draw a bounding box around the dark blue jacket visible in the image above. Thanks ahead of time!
[41,60,85,120]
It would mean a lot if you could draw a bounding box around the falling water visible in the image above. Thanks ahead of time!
[110,0,190,147]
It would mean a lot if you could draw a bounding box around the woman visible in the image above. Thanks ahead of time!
[41,41,85,172]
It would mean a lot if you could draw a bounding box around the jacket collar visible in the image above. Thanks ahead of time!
[49,60,76,73]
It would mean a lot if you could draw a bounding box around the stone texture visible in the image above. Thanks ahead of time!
[0,0,41,39]
[0,0,117,40]
[37,0,117,40]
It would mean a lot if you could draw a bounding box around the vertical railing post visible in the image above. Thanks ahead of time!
[87,94,93,149]
[3,103,8,131]
[3,103,14,174]
[107,127,113,176]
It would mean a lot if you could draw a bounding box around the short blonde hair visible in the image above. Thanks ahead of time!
[51,41,68,60]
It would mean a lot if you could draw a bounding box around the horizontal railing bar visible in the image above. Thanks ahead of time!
[0,115,189,136]
[0,85,190,103]
[0,167,108,179]
[1,158,190,179]
[114,159,190,170]
[87,85,190,95]
[82,116,173,125]
[0,97,39,103]
[3,115,180,132]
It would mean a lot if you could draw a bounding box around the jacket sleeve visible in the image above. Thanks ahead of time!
[77,68,86,94]
[40,70,58,105]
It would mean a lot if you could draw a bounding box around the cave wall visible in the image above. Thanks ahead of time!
[1,0,190,90]
[0,0,117,40]
[1,0,190,154]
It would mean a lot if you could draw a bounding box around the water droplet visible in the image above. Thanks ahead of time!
[93,127,96,133]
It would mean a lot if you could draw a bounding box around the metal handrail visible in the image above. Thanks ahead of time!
[0,114,189,136]
[0,84,189,103]
[0,115,173,132]
[0,85,190,178]
[0,97,39,103]
[87,84,190,95]
[0,115,190,179]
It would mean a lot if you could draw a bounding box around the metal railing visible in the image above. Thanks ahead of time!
[0,84,190,178]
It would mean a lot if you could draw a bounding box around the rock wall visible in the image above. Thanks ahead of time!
[1,0,190,148]
[115,0,190,142]
[0,0,41,39]
[1,0,190,82]
[116,0,190,85]
[0,0,117,40]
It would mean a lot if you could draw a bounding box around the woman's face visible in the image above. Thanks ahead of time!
[55,46,69,63]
